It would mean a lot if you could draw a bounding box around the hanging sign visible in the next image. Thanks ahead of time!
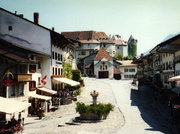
[3,72,15,86]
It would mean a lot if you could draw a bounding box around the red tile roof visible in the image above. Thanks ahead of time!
[94,47,113,61]
[113,66,123,74]
[114,40,127,45]
[62,31,108,41]
[80,40,100,44]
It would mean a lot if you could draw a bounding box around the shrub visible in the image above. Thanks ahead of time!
[76,102,114,118]
[114,52,122,60]
[72,70,82,81]
[36,108,45,119]
[65,84,81,90]
[76,102,87,114]
[73,89,81,96]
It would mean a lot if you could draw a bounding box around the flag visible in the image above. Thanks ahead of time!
[41,75,47,85]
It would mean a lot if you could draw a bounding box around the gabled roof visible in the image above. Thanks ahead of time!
[111,35,127,45]
[62,31,108,41]
[94,47,113,61]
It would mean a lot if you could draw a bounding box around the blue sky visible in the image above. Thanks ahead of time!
[1,0,180,55]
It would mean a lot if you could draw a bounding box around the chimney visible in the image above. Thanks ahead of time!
[52,27,55,31]
[34,12,39,24]
[15,11,17,15]
[18,14,24,18]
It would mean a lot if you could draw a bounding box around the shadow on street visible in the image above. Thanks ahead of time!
[130,85,172,134]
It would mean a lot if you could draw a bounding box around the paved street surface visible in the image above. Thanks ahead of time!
[108,80,172,134]
[22,78,172,134]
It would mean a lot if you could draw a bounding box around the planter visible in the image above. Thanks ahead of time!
[80,113,101,120]
[76,102,114,120]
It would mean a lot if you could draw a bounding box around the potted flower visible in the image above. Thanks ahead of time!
[90,90,99,105]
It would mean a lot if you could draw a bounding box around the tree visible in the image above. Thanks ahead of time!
[63,62,72,79]
[123,56,133,60]
[72,70,82,81]
[114,52,122,60]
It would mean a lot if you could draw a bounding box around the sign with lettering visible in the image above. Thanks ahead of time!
[3,72,15,86]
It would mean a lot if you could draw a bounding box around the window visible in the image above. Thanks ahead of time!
[81,51,86,55]
[38,61,41,69]
[8,26,12,31]
[58,68,61,75]
[60,54,63,61]
[58,54,60,61]
[52,51,54,59]
[124,75,128,78]
[9,86,15,97]
[29,81,36,91]
[55,68,57,75]
[78,51,81,55]
[55,52,57,60]
[61,69,63,75]
[30,55,34,60]
[38,77,41,85]
[52,67,54,75]
[124,69,128,72]
[19,83,24,96]
[129,69,135,72]
[29,65,36,73]
[100,65,102,70]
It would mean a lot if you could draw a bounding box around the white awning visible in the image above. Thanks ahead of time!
[53,78,80,86]
[169,75,180,82]
[29,91,51,100]
[0,97,31,114]
[37,87,57,95]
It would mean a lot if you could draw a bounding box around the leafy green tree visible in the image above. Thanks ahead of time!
[123,56,133,60]
[114,52,122,60]
[63,62,72,79]
[72,70,82,81]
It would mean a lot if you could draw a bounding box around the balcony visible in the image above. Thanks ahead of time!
[15,74,32,82]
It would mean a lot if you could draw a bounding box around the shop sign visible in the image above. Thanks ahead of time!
[3,72,15,86]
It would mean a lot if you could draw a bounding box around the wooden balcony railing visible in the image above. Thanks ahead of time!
[15,74,32,82]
